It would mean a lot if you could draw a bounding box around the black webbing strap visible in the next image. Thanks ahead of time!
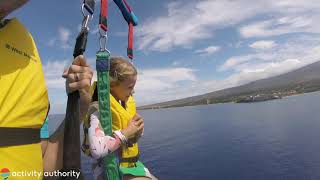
[0,127,40,147]
[73,28,89,58]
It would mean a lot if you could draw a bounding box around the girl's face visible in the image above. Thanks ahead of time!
[111,75,137,102]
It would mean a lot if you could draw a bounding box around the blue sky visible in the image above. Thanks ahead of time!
[9,0,320,114]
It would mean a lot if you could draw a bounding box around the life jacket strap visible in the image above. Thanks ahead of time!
[120,154,140,163]
[0,127,40,147]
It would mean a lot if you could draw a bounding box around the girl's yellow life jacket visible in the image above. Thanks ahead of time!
[0,18,49,179]
[83,82,139,168]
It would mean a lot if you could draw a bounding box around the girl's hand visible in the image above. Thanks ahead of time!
[135,113,144,138]
[121,114,144,139]
[127,114,145,144]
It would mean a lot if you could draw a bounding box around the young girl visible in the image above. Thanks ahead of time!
[83,57,158,180]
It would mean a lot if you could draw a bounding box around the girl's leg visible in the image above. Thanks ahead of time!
[123,174,158,180]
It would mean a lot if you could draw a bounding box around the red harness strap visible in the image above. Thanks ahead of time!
[128,22,134,59]
[123,0,134,59]
[100,0,108,31]
[113,0,137,60]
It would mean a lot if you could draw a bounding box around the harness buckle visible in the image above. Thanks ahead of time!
[99,28,109,52]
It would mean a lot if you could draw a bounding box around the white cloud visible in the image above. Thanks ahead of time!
[195,46,220,56]
[134,67,197,104]
[249,40,277,50]
[137,0,263,52]
[42,63,197,107]
[219,35,320,74]
[42,60,68,114]
[135,35,320,106]
[136,67,196,91]
[218,54,275,72]
[43,56,97,89]
[43,60,68,89]
[240,15,320,38]
[47,27,72,50]
[46,0,320,111]
[46,37,320,110]
[58,27,72,49]
[137,0,320,52]
[135,58,303,106]
[216,59,303,89]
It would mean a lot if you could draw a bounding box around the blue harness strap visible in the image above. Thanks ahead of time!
[113,0,138,26]
[113,0,138,59]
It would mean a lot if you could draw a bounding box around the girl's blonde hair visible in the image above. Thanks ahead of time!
[109,56,137,86]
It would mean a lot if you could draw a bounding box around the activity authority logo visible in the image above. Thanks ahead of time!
[0,168,10,180]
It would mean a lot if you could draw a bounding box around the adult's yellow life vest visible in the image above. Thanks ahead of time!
[0,18,49,179]
[83,83,139,168]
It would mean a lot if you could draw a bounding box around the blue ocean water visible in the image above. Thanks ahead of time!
[49,91,320,180]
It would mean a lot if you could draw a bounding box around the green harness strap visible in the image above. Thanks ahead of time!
[96,50,121,180]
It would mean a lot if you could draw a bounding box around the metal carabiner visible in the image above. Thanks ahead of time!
[81,4,94,20]
[99,28,109,52]
[81,15,91,31]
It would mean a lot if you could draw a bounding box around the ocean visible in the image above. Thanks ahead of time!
[49,91,320,180]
